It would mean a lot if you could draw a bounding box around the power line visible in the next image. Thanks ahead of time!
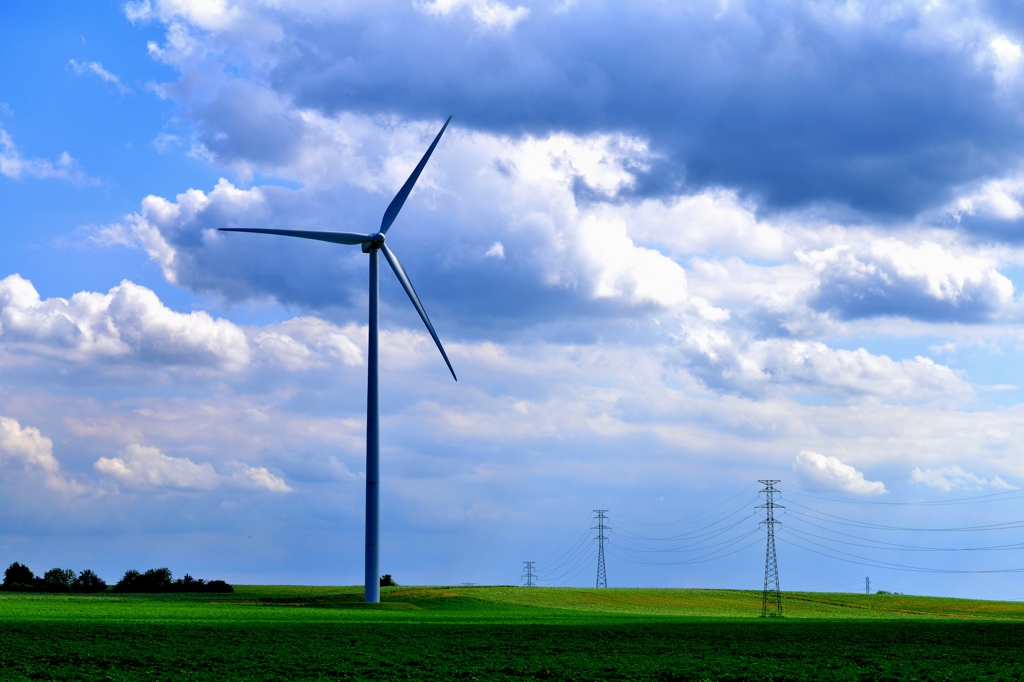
[785,499,1024,532]
[784,483,1024,507]
[535,515,595,562]
[786,516,1024,553]
[615,500,759,544]
[609,530,762,566]
[779,531,1024,574]
[758,480,783,618]
[616,484,760,527]
[548,544,598,587]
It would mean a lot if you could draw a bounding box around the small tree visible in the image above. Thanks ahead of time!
[114,569,141,592]
[42,568,76,592]
[3,562,36,589]
[380,574,397,587]
[73,569,107,593]
[139,567,173,591]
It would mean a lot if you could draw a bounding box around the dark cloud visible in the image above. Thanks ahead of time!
[195,81,306,166]
[227,1,1024,218]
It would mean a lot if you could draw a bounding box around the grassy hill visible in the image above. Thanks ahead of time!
[3,587,1024,679]
[3,584,1023,623]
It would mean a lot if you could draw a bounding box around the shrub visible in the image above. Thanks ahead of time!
[115,567,172,592]
[380,574,398,587]
[203,580,234,593]
[114,568,233,593]
[73,569,108,593]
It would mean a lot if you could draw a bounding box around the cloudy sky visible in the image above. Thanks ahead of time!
[3,0,1024,598]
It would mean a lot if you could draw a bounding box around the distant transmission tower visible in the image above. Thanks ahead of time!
[522,561,536,587]
[757,480,783,617]
[866,577,870,595]
[594,510,609,588]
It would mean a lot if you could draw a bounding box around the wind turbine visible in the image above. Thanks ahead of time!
[219,116,456,603]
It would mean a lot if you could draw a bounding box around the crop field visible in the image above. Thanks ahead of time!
[2,586,1024,680]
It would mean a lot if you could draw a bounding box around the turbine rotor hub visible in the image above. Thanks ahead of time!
[362,232,386,253]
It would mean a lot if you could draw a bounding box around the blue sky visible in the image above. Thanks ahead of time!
[3,0,1024,598]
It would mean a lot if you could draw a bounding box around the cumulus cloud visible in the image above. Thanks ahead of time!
[94,443,291,492]
[944,173,1024,227]
[804,240,1015,322]
[0,274,250,370]
[794,450,886,495]
[682,333,970,401]
[226,462,293,492]
[0,416,83,493]
[0,275,374,376]
[95,444,219,489]
[910,465,1014,492]
[99,123,717,324]
[0,126,94,185]
[252,317,364,370]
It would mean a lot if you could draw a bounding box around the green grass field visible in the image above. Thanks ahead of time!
[3,586,1024,680]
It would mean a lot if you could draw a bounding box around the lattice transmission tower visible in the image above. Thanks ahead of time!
[866,577,870,595]
[522,561,536,587]
[593,510,609,588]
[757,480,783,617]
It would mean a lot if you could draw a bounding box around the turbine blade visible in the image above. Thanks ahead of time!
[379,116,452,235]
[380,243,457,381]
[218,228,372,245]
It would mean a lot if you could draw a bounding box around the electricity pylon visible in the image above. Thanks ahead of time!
[523,561,536,587]
[594,510,609,588]
[757,480,783,617]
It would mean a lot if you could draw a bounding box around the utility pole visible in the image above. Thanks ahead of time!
[594,510,609,588]
[522,561,536,587]
[757,480,783,617]
[866,577,870,595]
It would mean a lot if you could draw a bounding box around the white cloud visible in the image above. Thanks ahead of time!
[0,126,94,185]
[253,317,364,370]
[910,465,1014,492]
[0,275,374,375]
[803,239,1014,322]
[946,174,1024,222]
[794,450,886,495]
[0,274,250,370]
[608,189,792,261]
[989,35,1022,86]
[485,241,505,259]
[95,444,219,489]
[683,331,970,401]
[68,59,131,94]
[0,416,83,493]
[125,0,241,30]
[94,443,291,492]
[227,463,292,492]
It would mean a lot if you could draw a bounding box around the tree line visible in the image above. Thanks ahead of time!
[2,563,233,593]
